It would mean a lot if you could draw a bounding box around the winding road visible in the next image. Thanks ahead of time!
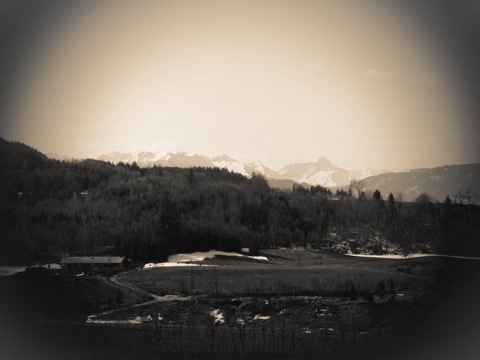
[87,269,191,321]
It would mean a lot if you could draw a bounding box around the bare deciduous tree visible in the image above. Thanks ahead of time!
[350,179,365,204]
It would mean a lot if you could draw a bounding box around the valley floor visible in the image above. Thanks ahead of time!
[2,249,480,360]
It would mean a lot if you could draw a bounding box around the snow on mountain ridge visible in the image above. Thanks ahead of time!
[212,161,250,177]
[153,152,167,161]
[97,151,381,188]
[280,158,379,188]
[299,171,337,187]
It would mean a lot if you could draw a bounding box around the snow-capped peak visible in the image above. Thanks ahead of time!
[212,160,250,177]
[96,151,382,189]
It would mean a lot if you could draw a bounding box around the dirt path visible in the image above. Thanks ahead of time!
[86,270,191,321]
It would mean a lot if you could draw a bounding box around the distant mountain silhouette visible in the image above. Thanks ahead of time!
[279,157,379,187]
[333,164,480,202]
[97,150,286,185]
[97,151,378,188]
[4,138,475,201]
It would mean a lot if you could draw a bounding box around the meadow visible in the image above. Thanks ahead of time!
[118,249,439,300]
[2,249,479,360]
[71,249,470,360]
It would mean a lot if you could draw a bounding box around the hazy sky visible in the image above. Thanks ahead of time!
[1,0,479,171]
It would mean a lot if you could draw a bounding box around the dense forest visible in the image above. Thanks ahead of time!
[1,138,479,265]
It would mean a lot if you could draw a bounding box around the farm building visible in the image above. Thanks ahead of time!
[61,256,127,272]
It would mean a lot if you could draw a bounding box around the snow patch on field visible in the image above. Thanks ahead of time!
[35,263,62,270]
[169,251,256,262]
[144,262,209,268]
[210,309,225,324]
[253,315,271,321]
[144,250,268,268]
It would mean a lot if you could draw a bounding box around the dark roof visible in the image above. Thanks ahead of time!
[61,256,125,264]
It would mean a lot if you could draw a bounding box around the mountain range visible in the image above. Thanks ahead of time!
[43,146,480,203]
[96,151,380,189]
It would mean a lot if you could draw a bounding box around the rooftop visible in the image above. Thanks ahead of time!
[62,256,125,264]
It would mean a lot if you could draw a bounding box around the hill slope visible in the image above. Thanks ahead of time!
[352,163,480,202]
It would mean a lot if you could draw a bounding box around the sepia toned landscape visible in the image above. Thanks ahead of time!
[1,1,480,360]
[1,138,480,359]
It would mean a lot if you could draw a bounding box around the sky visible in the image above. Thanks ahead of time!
[1,0,479,171]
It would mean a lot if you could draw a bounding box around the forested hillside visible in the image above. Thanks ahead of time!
[349,164,480,202]
[1,138,479,265]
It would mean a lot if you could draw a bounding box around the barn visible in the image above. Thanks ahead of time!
[61,256,127,273]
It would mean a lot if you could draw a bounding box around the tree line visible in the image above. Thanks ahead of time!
[1,138,479,265]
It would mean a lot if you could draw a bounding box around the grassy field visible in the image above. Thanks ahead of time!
[81,250,480,359]
[67,249,455,359]
[118,249,443,301]
[3,250,479,360]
